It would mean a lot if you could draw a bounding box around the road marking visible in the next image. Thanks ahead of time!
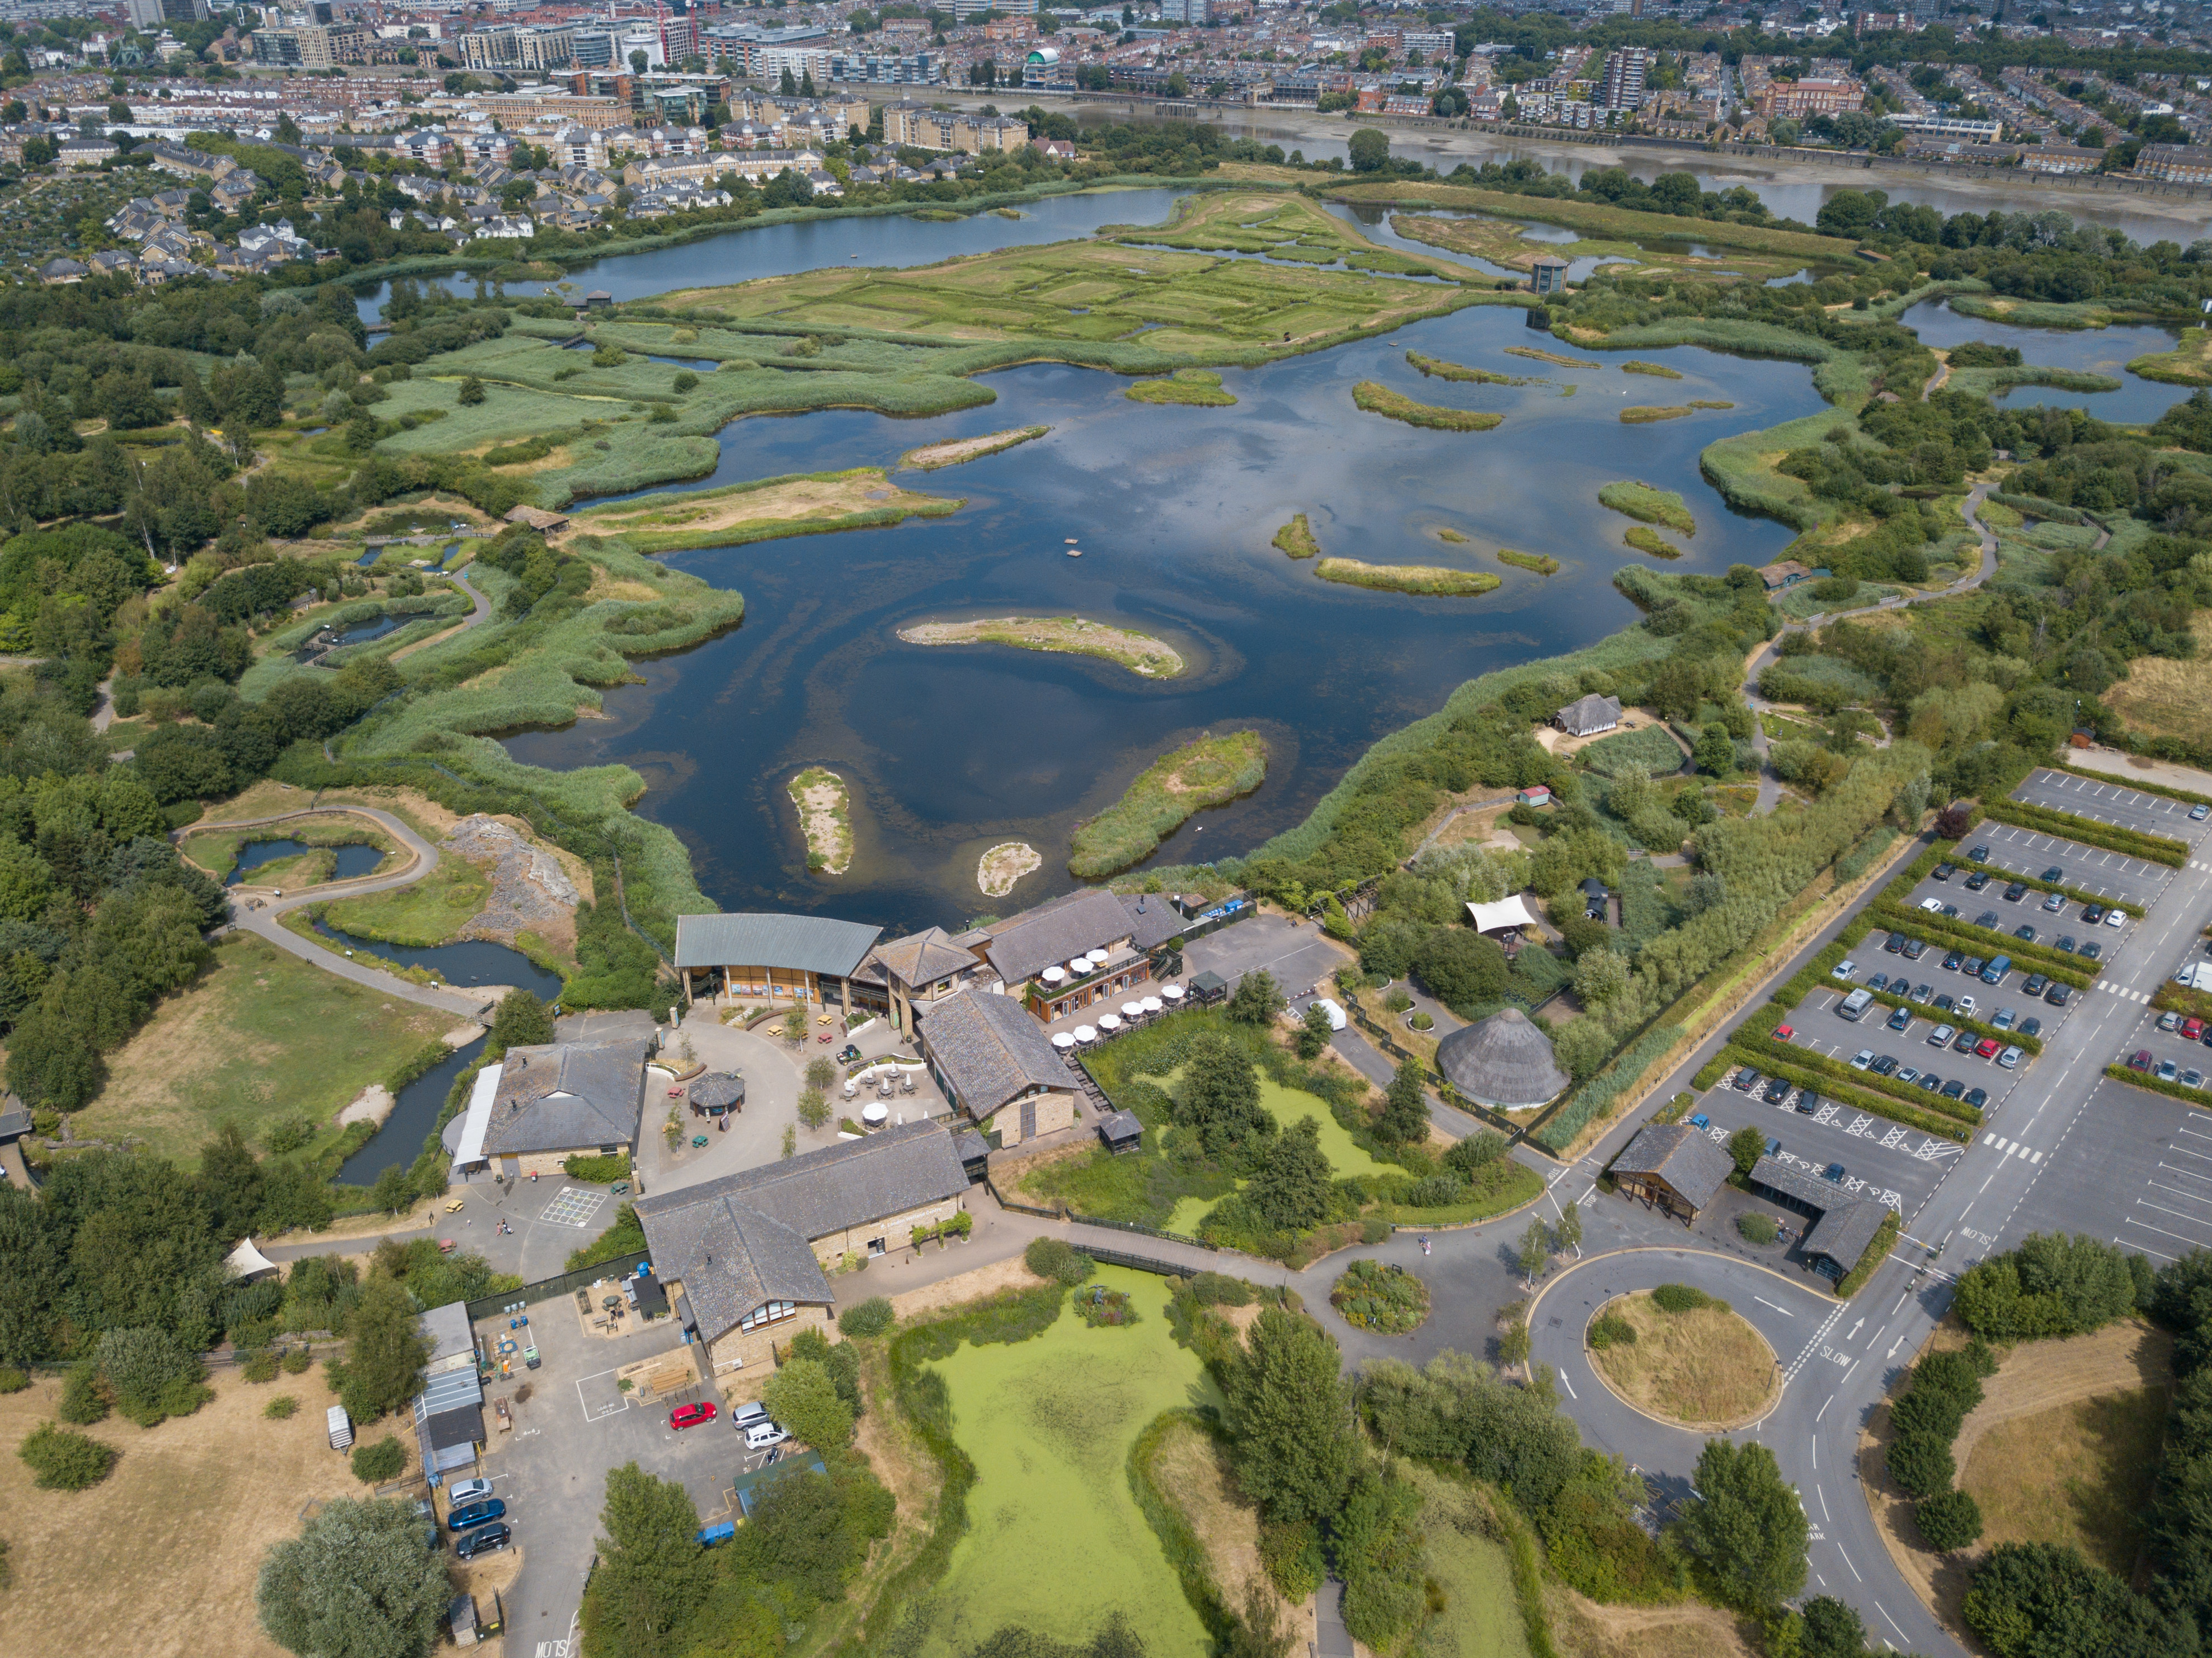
[1817,1391,1834,1423]
[1837,1542,1862,1582]
[1558,1370,1577,1400]
[1810,1438,1817,1471]
[1754,1296,1793,1316]
[1876,1602,1910,1642]
[1816,1481,1829,1519]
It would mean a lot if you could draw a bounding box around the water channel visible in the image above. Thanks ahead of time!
[228,839,387,885]
[337,1034,487,1187]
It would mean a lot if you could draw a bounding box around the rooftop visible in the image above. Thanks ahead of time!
[674,911,884,977]
[482,1037,649,1157]
[1436,1007,1570,1109]
[921,987,1072,1117]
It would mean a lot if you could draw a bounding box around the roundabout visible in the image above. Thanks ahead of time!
[1584,1287,1783,1433]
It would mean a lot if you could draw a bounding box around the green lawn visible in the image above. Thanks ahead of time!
[68,933,454,1162]
[1408,1463,1535,1658]
[319,856,490,946]
[920,1269,1216,1658]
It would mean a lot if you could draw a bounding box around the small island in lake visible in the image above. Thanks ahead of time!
[1069,730,1267,878]
[789,768,853,874]
[897,616,1185,678]
[977,842,1042,897]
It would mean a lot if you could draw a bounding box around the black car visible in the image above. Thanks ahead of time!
[1904,938,1927,960]
[1965,870,1991,892]
[1920,1072,1945,1091]
[2079,941,2103,962]
[1975,911,2000,930]
[1942,1078,1968,1099]
[2015,924,2037,943]
[1823,1162,1847,1183]
[1796,1090,1821,1115]
[2041,866,2065,884]
[2022,973,2049,997]
[2055,935,2077,954]
[2003,882,2029,902]
[1933,992,1956,1013]
[1942,950,1964,972]
[2083,904,2107,925]
[2046,983,2072,1007]
[455,1524,511,1562]
[2019,1017,2043,1039]
[1940,903,1960,919]
[1872,1054,1899,1075]
[1954,1029,1979,1054]
[1962,957,1984,978]
[1965,1087,1989,1109]
[1734,1067,1762,1092]
[1763,1077,1792,1105]
[1968,844,1990,861]
[1884,930,1907,954]
[1933,863,1956,881]
[1869,972,1891,992]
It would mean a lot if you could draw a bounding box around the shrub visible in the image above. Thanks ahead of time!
[1588,1312,1637,1349]
[351,1436,407,1483]
[1736,1214,1780,1245]
[1260,1517,1325,1599]
[19,1421,116,1490]
[1885,1429,1955,1499]
[1023,1236,1095,1286]
[839,1296,895,1339]
[281,1347,313,1376]
[1330,1259,1431,1334]
[242,1351,281,1384]
[1189,1271,1256,1306]
[1651,1283,1715,1313]
[265,1395,300,1420]
[58,1360,107,1424]
[0,1365,27,1393]
[562,1151,630,1183]
[1915,1488,1984,1552]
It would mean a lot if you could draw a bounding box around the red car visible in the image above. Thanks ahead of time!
[2129,1049,2154,1072]
[1975,1038,2001,1059]
[1773,1025,1795,1043]
[670,1402,717,1431]
[2187,1019,2207,1043]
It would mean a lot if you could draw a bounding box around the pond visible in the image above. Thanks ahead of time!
[505,300,1824,936]
[1902,297,2183,425]
[338,1034,486,1188]
[229,839,386,885]
[312,917,566,1002]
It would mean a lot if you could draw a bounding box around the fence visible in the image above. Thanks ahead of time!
[982,1176,1061,1221]
[1082,1245,1199,1278]
[465,1249,650,1325]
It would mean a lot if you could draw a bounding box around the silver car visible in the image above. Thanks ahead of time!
[1929,1023,1956,1046]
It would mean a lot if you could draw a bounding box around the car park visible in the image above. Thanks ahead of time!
[1942,950,1964,972]
[671,1402,717,1430]
[455,1524,511,1561]
[2161,1060,2181,1082]
[1849,1049,1874,1070]
[1934,863,1955,880]
[2016,924,2039,943]
[1931,1024,1956,1045]
[2004,882,2029,902]
[2129,1050,2154,1071]
[448,1479,493,1506]
[1887,1005,1913,1031]
[2043,892,2066,913]
[1872,1054,1899,1076]
[1933,993,1955,1013]
[2084,905,2107,925]
[2041,865,2065,884]
[1943,1078,1968,1100]
[2189,1070,2207,1090]
[1965,1087,1989,1110]
[1976,1037,2001,1059]
[1796,1090,1822,1115]
[1823,1162,1847,1183]
[1993,1009,2016,1030]
[1969,844,1990,861]
[1904,938,1927,960]
[2020,1017,2043,1039]
[448,1500,506,1533]
[1966,870,1991,891]
[1832,960,1858,980]
[2046,983,2073,1007]
[1763,1077,1791,1105]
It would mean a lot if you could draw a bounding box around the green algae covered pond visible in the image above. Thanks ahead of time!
[920,1267,1216,1657]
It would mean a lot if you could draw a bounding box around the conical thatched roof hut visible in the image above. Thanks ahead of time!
[1435,1007,1570,1109]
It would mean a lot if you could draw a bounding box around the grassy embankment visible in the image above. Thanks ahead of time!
[900,424,1051,470]
[1331,181,1861,265]
[1105,189,1477,282]
[2129,332,2212,386]
[1317,559,1503,597]
[178,816,401,888]
[789,766,853,875]
[1128,368,1236,406]
[1497,549,1560,575]
[1352,381,1503,431]
[897,616,1184,679]
[1385,203,1837,290]
[570,468,961,554]
[1272,514,1320,558]
[68,933,458,1164]
[1068,730,1267,878]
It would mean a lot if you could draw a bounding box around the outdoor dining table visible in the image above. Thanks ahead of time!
[1050,1031,1076,1050]
[1140,996,1164,1015]
[1096,1013,1122,1033]
[1074,1025,1099,1044]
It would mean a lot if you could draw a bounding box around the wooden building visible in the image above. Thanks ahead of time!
[1609,1122,1732,1224]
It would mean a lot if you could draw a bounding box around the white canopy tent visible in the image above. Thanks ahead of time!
[449,1062,505,1171]
[1465,896,1543,935]
[224,1237,280,1283]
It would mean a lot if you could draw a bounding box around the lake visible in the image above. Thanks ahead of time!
[1902,296,2180,424]
[229,839,385,885]
[503,300,1824,936]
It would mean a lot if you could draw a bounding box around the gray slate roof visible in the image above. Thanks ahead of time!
[920,988,1070,1118]
[978,888,1142,985]
[1749,1155,1890,1269]
[1611,1123,1732,1211]
[482,1037,649,1157]
[674,911,883,976]
[554,1008,661,1045]
[0,1106,31,1142]
[868,925,977,990]
[418,1301,475,1369]
[1436,1007,1571,1108]
[635,1120,967,1342]
[1556,693,1623,735]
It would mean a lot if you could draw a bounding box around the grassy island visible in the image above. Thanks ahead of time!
[897,615,1185,678]
[1620,405,1696,423]
[1272,514,1321,559]
[1352,381,1503,431]
[1505,345,1601,369]
[1128,368,1236,406]
[2129,333,2212,385]
[1622,361,1685,378]
[1623,527,1686,560]
[1497,548,1560,574]
[1069,731,1267,878]
[789,767,854,875]
[1587,1289,1780,1430]
[1598,480,1697,535]
[978,841,1042,897]
[900,425,1051,470]
[1316,559,1503,597]
[575,468,961,554]
[1406,350,1540,386]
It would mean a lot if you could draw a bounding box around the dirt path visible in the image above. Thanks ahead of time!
[1923,349,1952,401]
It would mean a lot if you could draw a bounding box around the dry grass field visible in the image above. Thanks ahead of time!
[2105,614,2212,742]
[1587,1292,1780,1429]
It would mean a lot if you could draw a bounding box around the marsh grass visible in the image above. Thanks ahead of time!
[1598,481,1696,535]
[1317,558,1503,596]
[1069,731,1267,878]
[1496,548,1559,575]
[1272,514,1320,559]
[1620,405,1695,424]
[1406,350,1541,386]
[1623,527,1686,560]
[1505,345,1602,369]
[1127,368,1237,406]
[1352,381,1502,431]
[1621,361,1684,379]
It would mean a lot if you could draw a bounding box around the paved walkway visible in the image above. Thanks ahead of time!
[390,568,492,662]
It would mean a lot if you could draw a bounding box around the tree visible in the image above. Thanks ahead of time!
[456,375,485,406]
[1799,1595,1869,1658]
[1295,1002,1333,1060]
[351,1436,406,1483]
[490,989,553,1051]
[1727,1125,1766,1177]
[1227,968,1286,1026]
[797,1087,830,1129]
[1936,803,1974,840]
[368,1163,412,1217]
[1179,1032,1271,1157]
[1695,722,1736,776]
[1517,1217,1551,1284]
[1347,126,1390,171]
[199,1121,265,1241]
[1410,929,1507,1014]
[1223,1307,1354,1525]
[257,1497,448,1658]
[1554,1200,1582,1255]
[1915,1488,1984,1552]
[1884,1429,1954,1498]
[583,1464,714,1658]
[805,1057,837,1092]
[1248,1118,1332,1231]
[1375,1059,1429,1144]
[341,1277,428,1423]
[762,1355,855,1452]
[1675,1438,1809,1610]
[783,1007,807,1043]
[1572,947,1629,1007]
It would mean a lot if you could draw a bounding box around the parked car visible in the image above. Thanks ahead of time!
[1955,1029,1980,1054]
[1920,1072,1946,1091]
[1832,960,1858,980]
[1976,1037,2001,1059]
[1903,939,1927,960]
[1940,903,1960,919]
[2015,924,2039,943]
[671,1402,717,1431]
[455,1524,511,1561]
[1969,844,1990,861]
[1734,1067,1762,1092]
[1919,897,1945,913]
[1823,1162,1847,1183]
[1773,1025,1795,1043]
[1688,1112,1710,1129]
[1896,1066,1922,1086]
[2042,892,2066,913]
[1957,995,1978,1018]
[1942,950,1964,973]
[1849,1049,1875,1071]
[1887,1005,1912,1032]
[2129,1049,2154,1072]
[1975,912,1999,931]
[1998,1045,2023,1070]
[2046,983,2073,1007]
[2107,908,2128,929]
[1933,993,1956,1014]
[1869,972,1891,992]
[1933,863,1955,881]
[1943,1078,1968,1099]
[2161,1010,2183,1033]
[732,1401,771,1431]
[1930,1024,1957,1045]
[1966,870,1991,891]
[2003,882,2029,902]
[1963,957,1985,978]
[1993,1009,2016,1031]
[2161,1059,2181,1082]
[1762,1077,1791,1105]
[2055,936,2077,954]
[1796,1091,1822,1115]
[1764,1136,1781,1156]
[2187,1019,2208,1042]
[1912,982,1934,1004]
[2079,941,2103,962]
[1965,1087,1989,1109]
[2084,904,2107,925]
[447,1479,493,1507]
[448,1500,506,1533]
[1872,1054,1900,1076]
[2187,1070,2206,1090]
[2194,803,2210,822]
[1884,930,1907,954]
[744,1420,791,1451]
[2020,1018,2043,1039]
[2040,865,2065,884]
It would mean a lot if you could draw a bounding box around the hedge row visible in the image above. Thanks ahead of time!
[1768,938,1857,1016]
[2048,760,2212,812]
[1865,903,2097,987]
[1531,1023,1685,1152]
[1693,1052,1734,1090]
[1844,983,2044,1057]
[1730,1026,1982,1127]
[2154,983,2212,1021]
[1835,1208,1904,1299]
[1719,1044,1974,1143]
[1960,859,2147,919]
[1979,798,2189,868]
[2103,1064,2212,1113]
